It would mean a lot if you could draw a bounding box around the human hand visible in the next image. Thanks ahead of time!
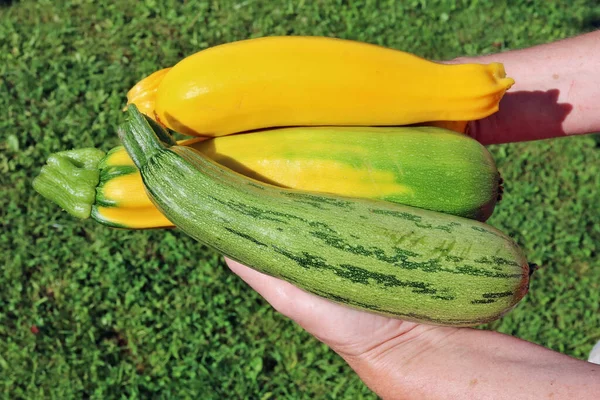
[447,31,600,145]
[226,258,456,361]
[226,257,466,399]
[225,31,600,398]
[226,258,600,400]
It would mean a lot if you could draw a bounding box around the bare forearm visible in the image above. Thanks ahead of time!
[346,328,600,400]
[452,31,600,144]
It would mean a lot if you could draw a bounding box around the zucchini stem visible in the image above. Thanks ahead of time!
[117,104,173,169]
[528,263,540,277]
[32,148,106,219]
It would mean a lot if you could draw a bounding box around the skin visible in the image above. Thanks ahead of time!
[454,30,600,145]
[225,31,600,399]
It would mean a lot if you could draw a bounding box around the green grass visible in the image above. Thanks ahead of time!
[1,0,599,398]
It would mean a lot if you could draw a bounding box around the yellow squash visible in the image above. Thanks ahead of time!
[127,36,513,136]
[85,126,502,229]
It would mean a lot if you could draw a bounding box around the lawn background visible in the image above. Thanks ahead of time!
[1,0,599,398]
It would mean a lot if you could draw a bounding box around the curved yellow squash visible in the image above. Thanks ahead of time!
[92,126,500,229]
[127,36,513,136]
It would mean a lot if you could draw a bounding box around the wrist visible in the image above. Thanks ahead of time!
[342,326,600,400]
[337,325,460,400]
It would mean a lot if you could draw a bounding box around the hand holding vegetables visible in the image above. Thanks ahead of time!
[32,32,600,400]
[225,32,600,400]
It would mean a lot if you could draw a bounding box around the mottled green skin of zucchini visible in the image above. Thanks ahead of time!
[119,106,532,326]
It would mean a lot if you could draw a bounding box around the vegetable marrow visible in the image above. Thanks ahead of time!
[116,105,533,326]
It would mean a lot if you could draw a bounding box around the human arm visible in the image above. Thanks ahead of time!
[347,321,600,400]
[227,259,600,400]
[448,30,600,145]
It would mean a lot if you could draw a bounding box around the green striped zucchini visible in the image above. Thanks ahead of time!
[119,105,533,326]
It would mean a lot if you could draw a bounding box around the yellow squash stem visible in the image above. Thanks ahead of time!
[125,68,171,117]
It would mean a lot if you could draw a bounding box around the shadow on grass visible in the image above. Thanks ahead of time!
[0,0,18,7]
[580,10,600,31]
[469,89,573,145]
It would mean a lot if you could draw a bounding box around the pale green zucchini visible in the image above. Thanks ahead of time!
[119,105,533,327]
